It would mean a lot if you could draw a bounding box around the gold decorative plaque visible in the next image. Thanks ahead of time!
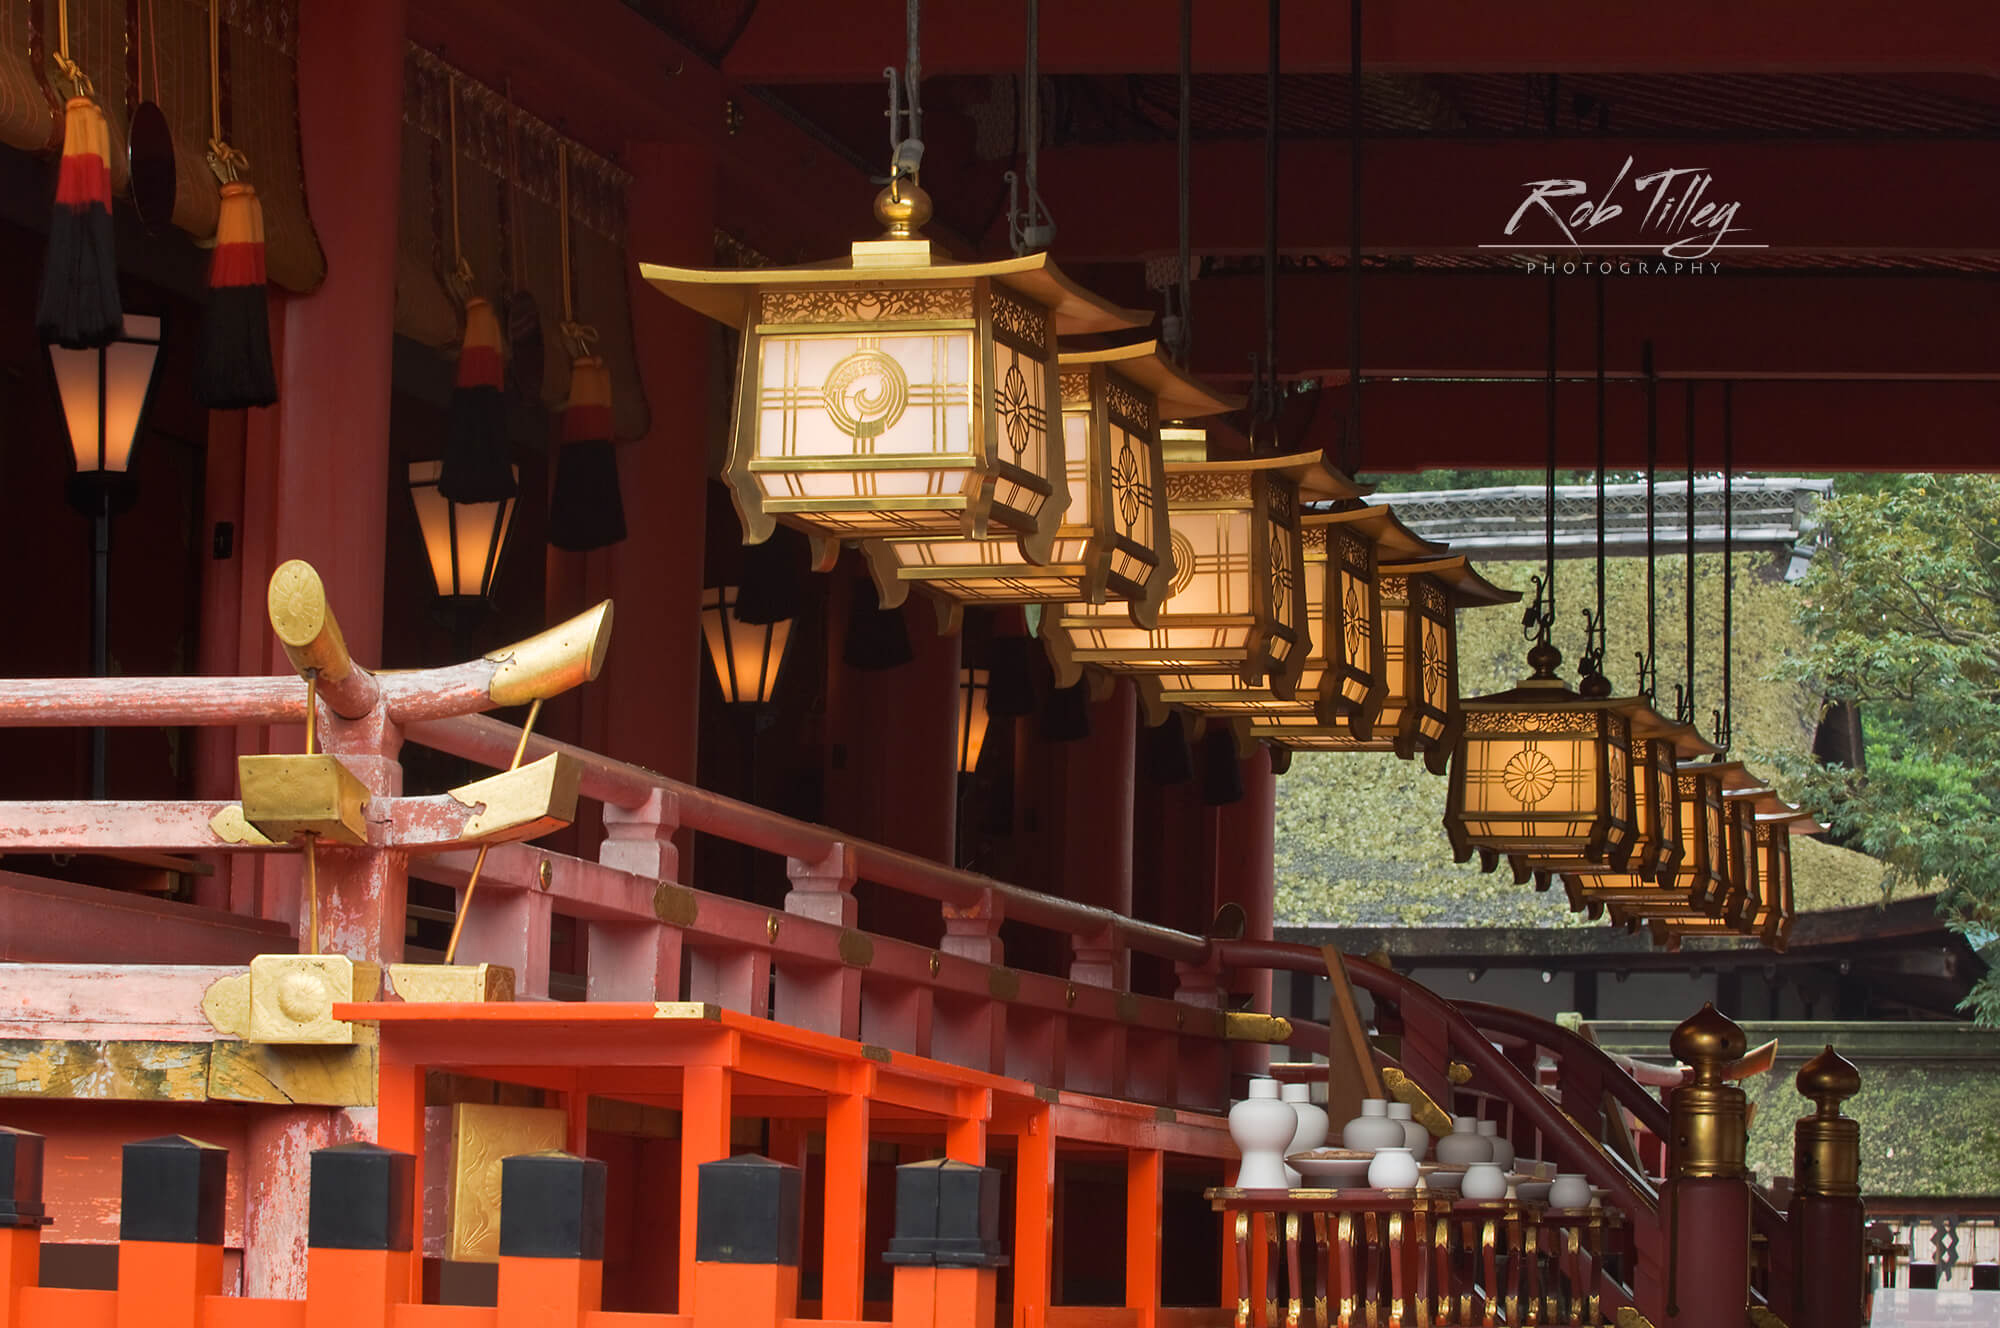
[447,1102,568,1262]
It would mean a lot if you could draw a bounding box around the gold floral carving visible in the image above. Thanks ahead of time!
[757,286,973,325]
[1465,709,1599,735]
[1167,472,1250,504]
[1105,378,1152,430]
[448,1103,568,1262]
[988,287,1048,350]
[1060,370,1093,406]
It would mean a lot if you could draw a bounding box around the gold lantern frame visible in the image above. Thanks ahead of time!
[1251,554,1515,775]
[642,191,1144,564]
[859,341,1234,632]
[1442,670,1641,875]
[1644,795,1816,950]
[1136,506,1441,726]
[1040,447,1360,700]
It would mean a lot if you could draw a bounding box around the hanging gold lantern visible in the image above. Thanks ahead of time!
[1442,639,1642,874]
[1602,757,1759,926]
[1558,719,1715,916]
[1137,506,1440,725]
[1518,704,1703,885]
[1251,554,1514,775]
[1040,437,1359,700]
[859,341,1233,630]
[1644,794,1816,950]
[642,182,1143,563]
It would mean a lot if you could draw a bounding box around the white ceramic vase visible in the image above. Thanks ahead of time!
[1342,1098,1406,1152]
[1230,1079,1298,1190]
[1478,1119,1516,1171]
[1367,1146,1420,1190]
[1434,1115,1493,1166]
[1281,1083,1328,1187]
[1549,1173,1594,1210]
[1460,1161,1508,1201]
[1386,1101,1429,1161]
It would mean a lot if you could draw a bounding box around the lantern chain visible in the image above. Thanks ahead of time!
[1676,381,1697,727]
[1522,269,1558,672]
[1578,272,1609,694]
[1249,0,1282,449]
[1636,340,1659,703]
[1344,0,1363,474]
[882,0,925,186]
[1715,382,1735,753]
[1163,0,1194,364]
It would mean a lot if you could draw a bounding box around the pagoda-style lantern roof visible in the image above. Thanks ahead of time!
[1641,793,1818,951]
[1137,505,1441,722]
[1602,757,1763,927]
[859,341,1235,630]
[643,185,1148,561]
[1040,444,1362,699]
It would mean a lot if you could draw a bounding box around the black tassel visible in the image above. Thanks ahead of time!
[38,96,122,349]
[548,357,625,551]
[194,181,277,409]
[440,298,515,502]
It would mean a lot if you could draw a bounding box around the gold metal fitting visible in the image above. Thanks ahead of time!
[873,176,933,240]
[485,601,615,707]
[1668,1003,1749,1180]
[1792,1044,1862,1198]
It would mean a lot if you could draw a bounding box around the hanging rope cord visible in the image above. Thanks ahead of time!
[206,0,246,181]
[1585,272,1608,680]
[1259,0,1279,443]
[557,144,596,357]
[1345,0,1362,473]
[52,0,93,96]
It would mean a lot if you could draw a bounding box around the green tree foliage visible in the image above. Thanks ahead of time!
[1769,475,2000,1021]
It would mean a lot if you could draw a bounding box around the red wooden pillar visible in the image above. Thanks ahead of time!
[1057,681,1137,988]
[1216,745,1276,1075]
[824,569,961,942]
[1790,1047,1866,1328]
[567,141,717,827]
[265,0,405,670]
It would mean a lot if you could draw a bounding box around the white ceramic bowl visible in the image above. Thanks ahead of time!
[1290,1150,1374,1188]
[1421,1165,1466,1193]
[1513,1179,1552,1204]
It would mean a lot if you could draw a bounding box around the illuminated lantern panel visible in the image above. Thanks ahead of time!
[700,586,793,705]
[860,341,1232,629]
[1042,450,1358,701]
[1644,795,1814,951]
[1560,721,1713,915]
[1142,507,1439,726]
[1605,758,1757,926]
[1520,706,1698,883]
[408,461,519,601]
[1239,554,1514,774]
[1444,684,1639,874]
[643,191,1143,560]
[957,667,991,774]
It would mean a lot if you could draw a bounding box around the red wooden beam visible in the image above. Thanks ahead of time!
[1296,377,2000,472]
[1008,140,2000,259]
[1165,272,2000,381]
[725,0,2000,79]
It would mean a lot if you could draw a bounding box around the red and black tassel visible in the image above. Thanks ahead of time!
[195,180,276,409]
[547,356,626,551]
[439,297,516,502]
[37,95,122,349]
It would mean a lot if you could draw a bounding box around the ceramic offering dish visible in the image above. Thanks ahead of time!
[1420,1164,1467,1192]
[1512,1177,1552,1204]
[1289,1149,1374,1187]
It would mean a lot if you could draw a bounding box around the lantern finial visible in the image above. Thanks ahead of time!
[873,177,933,241]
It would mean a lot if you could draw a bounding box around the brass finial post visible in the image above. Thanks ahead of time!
[1661,1003,1755,1327]
[1788,1045,1866,1328]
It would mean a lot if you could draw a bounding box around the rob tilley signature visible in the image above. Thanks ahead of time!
[1486,157,1765,260]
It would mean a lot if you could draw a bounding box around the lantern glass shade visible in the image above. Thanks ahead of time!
[643,212,1143,561]
[1248,554,1510,774]
[1604,758,1754,925]
[957,667,991,774]
[50,314,163,475]
[408,461,518,600]
[1642,793,1807,949]
[701,586,792,705]
[1443,683,1638,872]
[859,341,1232,628]
[1041,450,1359,700]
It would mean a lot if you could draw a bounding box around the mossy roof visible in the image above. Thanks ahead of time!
[1274,552,1922,930]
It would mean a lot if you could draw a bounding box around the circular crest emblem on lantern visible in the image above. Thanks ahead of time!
[822,348,909,439]
[1502,748,1559,805]
[1167,530,1198,599]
